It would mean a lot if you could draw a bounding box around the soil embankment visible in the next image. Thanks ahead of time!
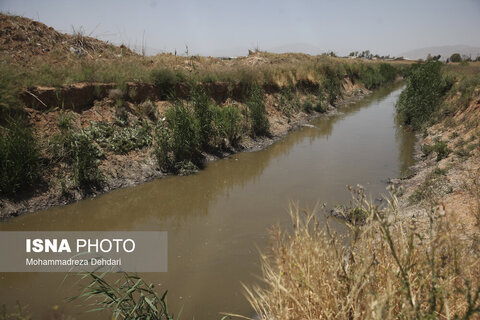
[0,13,408,219]
[0,79,370,220]
[394,94,480,232]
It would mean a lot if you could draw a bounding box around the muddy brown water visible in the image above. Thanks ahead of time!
[0,83,415,319]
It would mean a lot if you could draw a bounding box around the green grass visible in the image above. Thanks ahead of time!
[150,68,184,99]
[51,123,103,191]
[165,102,200,164]
[247,85,270,136]
[320,65,343,105]
[0,117,41,195]
[216,105,243,146]
[191,86,216,147]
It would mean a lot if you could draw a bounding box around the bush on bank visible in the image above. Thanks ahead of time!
[0,117,41,195]
[396,61,452,129]
[1,56,406,198]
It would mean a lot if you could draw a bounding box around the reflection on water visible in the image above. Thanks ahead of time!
[0,82,415,319]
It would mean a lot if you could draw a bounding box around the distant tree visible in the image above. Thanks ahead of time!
[449,53,462,63]
[427,54,441,61]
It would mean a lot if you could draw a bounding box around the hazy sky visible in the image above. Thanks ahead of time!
[1,0,480,57]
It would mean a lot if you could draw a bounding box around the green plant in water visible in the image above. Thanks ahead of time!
[69,272,174,320]
[0,301,30,320]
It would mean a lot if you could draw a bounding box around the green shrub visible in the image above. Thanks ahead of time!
[378,63,397,83]
[191,86,215,147]
[174,160,198,176]
[344,64,361,83]
[315,89,328,112]
[150,68,179,98]
[85,121,152,155]
[51,125,103,190]
[247,86,270,136]
[321,66,342,105]
[153,123,172,170]
[69,131,103,189]
[0,117,41,195]
[359,66,380,89]
[358,63,397,90]
[303,100,314,113]
[449,53,462,63]
[107,122,152,154]
[165,103,199,162]
[421,140,450,161]
[216,105,243,145]
[396,61,450,129]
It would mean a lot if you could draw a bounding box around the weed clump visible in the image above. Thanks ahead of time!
[0,117,41,195]
[247,86,270,136]
[70,272,173,320]
[165,103,200,163]
[153,122,172,171]
[152,103,200,174]
[216,105,243,146]
[68,131,104,189]
[150,68,183,98]
[85,120,152,155]
[191,86,216,147]
[321,65,343,105]
[51,118,103,191]
[421,140,450,161]
[396,61,451,129]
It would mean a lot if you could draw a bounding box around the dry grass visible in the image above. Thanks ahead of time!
[243,187,480,320]
[0,12,411,89]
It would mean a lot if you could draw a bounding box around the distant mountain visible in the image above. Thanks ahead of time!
[401,45,480,61]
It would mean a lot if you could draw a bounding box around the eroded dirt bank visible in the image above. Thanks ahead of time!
[394,96,480,232]
[0,80,371,220]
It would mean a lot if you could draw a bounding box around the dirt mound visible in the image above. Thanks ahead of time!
[0,13,136,67]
